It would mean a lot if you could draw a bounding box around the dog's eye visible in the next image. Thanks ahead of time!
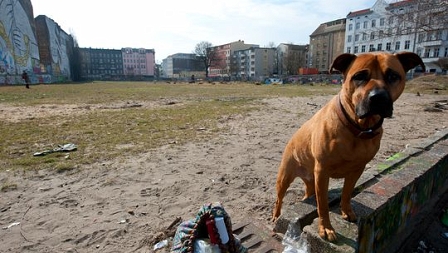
[385,70,401,84]
[352,71,369,85]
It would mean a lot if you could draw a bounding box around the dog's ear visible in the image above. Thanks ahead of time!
[395,52,426,73]
[330,54,357,75]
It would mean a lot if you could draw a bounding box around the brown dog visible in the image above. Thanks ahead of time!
[272,52,425,241]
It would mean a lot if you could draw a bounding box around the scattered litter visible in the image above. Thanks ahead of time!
[419,240,427,249]
[153,239,168,250]
[2,222,20,229]
[34,143,77,156]
[118,219,129,224]
[282,222,309,253]
[38,187,53,192]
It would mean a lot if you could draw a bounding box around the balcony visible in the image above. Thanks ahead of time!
[418,40,443,47]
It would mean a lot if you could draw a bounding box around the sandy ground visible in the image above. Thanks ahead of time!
[0,92,447,253]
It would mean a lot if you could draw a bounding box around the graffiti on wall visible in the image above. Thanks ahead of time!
[358,158,448,253]
[0,0,39,82]
[44,17,71,79]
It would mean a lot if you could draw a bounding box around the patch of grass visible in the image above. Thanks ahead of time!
[406,75,448,95]
[0,82,340,171]
[1,180,18,192]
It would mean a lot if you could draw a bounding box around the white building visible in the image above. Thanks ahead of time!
[345,0,448,73]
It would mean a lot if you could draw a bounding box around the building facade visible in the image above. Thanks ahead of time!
[232,47,276,80]
[79,48,123,80]
[122,48,155,78]
[208,40,258,78]
[345,0,448,72]
[309,18,347,73]
[276,43,309,76]
[161,53,203,79]
[35,15,73,82]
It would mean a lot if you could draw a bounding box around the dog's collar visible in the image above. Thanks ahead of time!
[336,94,383,139]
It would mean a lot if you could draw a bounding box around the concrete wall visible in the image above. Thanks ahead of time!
[35,15,72,82]
[0,0,40,84]
[276,129,448,253]
[355,137,448,253]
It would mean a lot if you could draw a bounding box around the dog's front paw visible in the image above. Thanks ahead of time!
[319,225,338,242]
[341,209,357,222]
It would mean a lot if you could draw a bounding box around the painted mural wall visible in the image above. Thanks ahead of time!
[0,0,40,84]
[38,16,72,82]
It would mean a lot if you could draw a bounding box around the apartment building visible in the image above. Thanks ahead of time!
[79,48,123,80]
[345,0,448,72]
[122,48,155,78]
[276,43,309,76]
[232,47,276,81]
[161,53,203,79]
[309,18,347,73]
[208,40,258,78]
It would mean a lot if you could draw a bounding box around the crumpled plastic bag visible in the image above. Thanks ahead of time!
[282,222,310,253]
[33,143,77,156]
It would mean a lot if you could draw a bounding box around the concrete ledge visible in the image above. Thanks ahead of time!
[275,128,448,252]
[355,137,448,253]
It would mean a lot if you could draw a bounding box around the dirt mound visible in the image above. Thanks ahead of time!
[406,75,448,93]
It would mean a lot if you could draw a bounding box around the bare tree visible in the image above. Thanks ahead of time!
[229,56,240,79]
[68,32,82,81]
[194,41,219,78]
[265,41,276,48]
[434,57,448,72]
[284,50,305,75]
[384,0,448,36]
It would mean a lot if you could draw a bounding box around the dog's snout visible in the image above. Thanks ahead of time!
[368,89,393,118]
[369,89,389,102]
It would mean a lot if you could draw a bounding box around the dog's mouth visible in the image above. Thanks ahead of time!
[356,89,393,119]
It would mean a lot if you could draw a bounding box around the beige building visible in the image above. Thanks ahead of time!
[309,18,346,73]
[276,43,308,76]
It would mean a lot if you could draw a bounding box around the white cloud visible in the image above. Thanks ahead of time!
[31,0,376,62]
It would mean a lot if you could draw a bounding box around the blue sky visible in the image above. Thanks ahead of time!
[32,0,375,62]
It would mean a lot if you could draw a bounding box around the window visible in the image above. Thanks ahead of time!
[362,33,367,41]
[361,45,366,52]
[395,41,400,50]
[417,48,423,57]
[436,30,442,40]
[363,21,368,29]
[418,33,425,43]
[354,46,359,54]
[379,30,384,38]
[386,42,391,51]
[348,24,353,31]
[370,32,375,40]
[445,48,448,57]
[388,16,394,25]
[371,19,376,28]
[380,18,385,26]
[347,47,351,53]
[355,34,359,41]
[434,48,440,57]
[356,22,360,29]
[348,35,352,42]
[369,44,375,52]
[377,43,382,51]
[404,40,410,50]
